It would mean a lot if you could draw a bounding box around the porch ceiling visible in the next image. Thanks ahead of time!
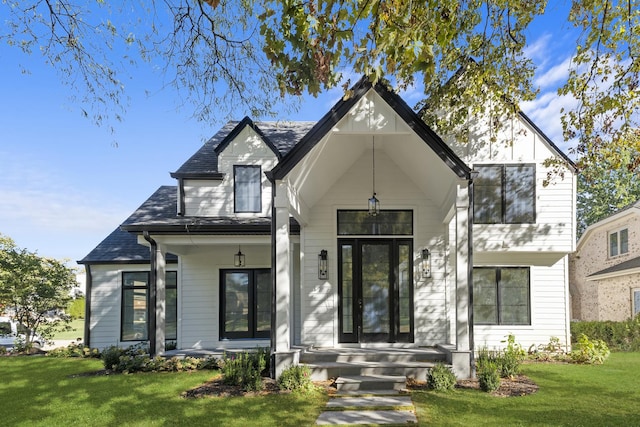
[286,131,463,212]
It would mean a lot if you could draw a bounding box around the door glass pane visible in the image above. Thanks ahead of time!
[255,270,271,333]
[341,245,353,334]
[398,244,411,334]
[362,244,390,334]
[224,272,249,332]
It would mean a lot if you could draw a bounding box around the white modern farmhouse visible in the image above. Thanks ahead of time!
[79,77,576,379]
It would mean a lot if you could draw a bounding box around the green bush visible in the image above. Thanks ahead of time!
[47,342,100,358]
[478,362,501,392]
[500,334,526,377]
[67,297,85,320]
[278,364,314,392]
[101,346,126,370]
[427,363,457,392]
[571,316,640,352]
[570,334,610,365]
[221,350,267,392]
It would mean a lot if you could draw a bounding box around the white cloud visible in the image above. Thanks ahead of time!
[534,55,573,91]
[524,33,553,66]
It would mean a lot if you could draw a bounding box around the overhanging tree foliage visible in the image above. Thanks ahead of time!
[0,234,77,348]
[2,1,638,172]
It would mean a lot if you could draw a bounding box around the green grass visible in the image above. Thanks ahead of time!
[414,352,640,426]
[2,353,639,426]
[0,357,327,426]
[50,319,85,341]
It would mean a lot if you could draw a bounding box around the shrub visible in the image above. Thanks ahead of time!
[571,316,640,351]
[221,350,267,391]
[165,341,177,351]
[570,334,610,365]
[500,334,526,377]
[47,342,100,358]
[101,346,126,370]
[278,364,314,392]
[478,362,501,392]
[427,363,456,392]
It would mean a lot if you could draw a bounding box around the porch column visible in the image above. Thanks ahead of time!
[154,246,166,356]
[271,180,297,377]
[144,232,166,357]
[453,183,472,378]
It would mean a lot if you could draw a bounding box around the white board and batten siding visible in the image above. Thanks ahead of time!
[298,149,453,347]
[183,126,279,217]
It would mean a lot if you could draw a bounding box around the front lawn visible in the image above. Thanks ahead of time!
[0,357,327,426]
[414,352,640,426]
[1,353,639,426]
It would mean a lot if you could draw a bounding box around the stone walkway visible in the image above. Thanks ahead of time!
[315,389,417,425]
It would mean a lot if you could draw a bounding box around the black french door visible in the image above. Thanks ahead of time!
[338,239,413,343]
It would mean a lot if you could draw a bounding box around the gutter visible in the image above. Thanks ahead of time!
[83,264,92,348]
[269,179,277,378]
[143,231,158,357]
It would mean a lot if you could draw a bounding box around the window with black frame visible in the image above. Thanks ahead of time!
[220,269,271,339]
[473,267,530,325]
[474,164,535,224]
[121,271,177,341]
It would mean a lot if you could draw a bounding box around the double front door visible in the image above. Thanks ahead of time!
[338,239,414,343]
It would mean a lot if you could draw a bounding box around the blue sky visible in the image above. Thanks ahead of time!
[0,2,579,269]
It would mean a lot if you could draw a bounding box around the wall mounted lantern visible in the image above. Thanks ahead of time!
[318,249,328,280]
[234,245,246,267]
[421,248,431,278]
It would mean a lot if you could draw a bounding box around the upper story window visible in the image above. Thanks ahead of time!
[234,165,262,213]
[609,228,629,257]
[473,164,536,224]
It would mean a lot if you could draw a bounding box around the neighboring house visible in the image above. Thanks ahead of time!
[570,201,640,321]
[79,77,576,378]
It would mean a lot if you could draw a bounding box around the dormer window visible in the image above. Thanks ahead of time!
[609,228,629,257]
[234,165,262,213]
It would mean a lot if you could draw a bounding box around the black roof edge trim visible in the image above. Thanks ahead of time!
[518,111,577,172]
[270,76,373,180]
[213,116,282,160]
[120,224,301,234]
[169,172,225,179]
[372,80,471,179]
[77,259,179,266]
[270,75,470,181]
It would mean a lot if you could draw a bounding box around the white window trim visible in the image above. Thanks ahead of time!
[608,227,629,258]
[632,288,640,318]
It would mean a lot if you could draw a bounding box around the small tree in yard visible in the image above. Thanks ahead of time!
[0,234,77,349]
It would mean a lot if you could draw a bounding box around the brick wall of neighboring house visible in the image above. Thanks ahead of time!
[570,212,640,321]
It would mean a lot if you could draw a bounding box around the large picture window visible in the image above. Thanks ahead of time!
[473,267,530,325]
[234,165,262,213]
[609,228,629,257]
[220,269,271,339]
[474,164,535,224]
[121,271,177,341]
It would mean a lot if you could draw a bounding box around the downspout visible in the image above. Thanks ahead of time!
[178,178,185,216]
[269,179,277,378]
[143,231,157,357]
[467,175,476,376]
[83,264,92,348]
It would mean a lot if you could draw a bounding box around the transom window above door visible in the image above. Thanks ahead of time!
[337,210,413,235]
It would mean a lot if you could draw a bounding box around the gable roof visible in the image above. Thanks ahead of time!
[269,76,471,181]
[170,120,315,179]
[588,255,640,280]
[577,200,640,251]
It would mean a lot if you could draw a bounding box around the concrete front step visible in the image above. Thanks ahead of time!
[316,409,417,425]
[326,396,414,409]
[335,375,407,392]
[304,360,440,381]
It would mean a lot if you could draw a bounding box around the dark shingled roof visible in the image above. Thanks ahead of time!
[171,120,316,178]
[588,255,640,278]
[78,186,180,264]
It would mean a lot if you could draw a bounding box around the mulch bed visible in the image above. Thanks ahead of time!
[407,375,539,397]
[183,375,538,398]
